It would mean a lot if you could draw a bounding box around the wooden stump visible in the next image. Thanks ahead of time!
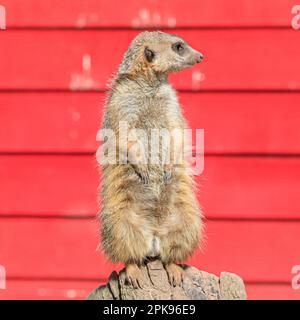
[87,259,247,300]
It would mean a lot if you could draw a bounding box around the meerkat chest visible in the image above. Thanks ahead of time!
[137,87,182,129]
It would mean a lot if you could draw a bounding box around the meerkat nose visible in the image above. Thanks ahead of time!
[196,53,204,63]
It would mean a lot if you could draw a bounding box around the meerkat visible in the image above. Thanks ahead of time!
[99,31,204,288]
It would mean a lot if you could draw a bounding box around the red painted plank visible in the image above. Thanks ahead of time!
[246,284,300,300]
[0,217,121,280]
[0,279,100,300]
[188,220,300,283]
[0,155,99,216]
[183,93,300,154]
[0,218,298,283]
[1,0,296,28]
[0,30,300,90]
[199,156,300,219]
[0,280,299,300]
[1,92,300,154]
[0,93,103,153]
[1,155,300,219]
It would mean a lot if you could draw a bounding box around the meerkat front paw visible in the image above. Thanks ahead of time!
[133,165,149,184]
[164,263,185,287]
[125,263,144,289]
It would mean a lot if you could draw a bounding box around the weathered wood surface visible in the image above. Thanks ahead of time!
[87,260,247,300]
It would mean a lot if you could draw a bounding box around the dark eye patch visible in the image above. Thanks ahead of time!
[172,42,185,55]
[144,47,155,62]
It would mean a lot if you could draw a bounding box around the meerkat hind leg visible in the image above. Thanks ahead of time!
[164,263,185,287]
[125,263,144,289]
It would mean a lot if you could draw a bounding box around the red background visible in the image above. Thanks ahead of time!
[0,0,300,300]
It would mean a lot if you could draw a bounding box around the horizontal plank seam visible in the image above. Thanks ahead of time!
[0,215,300,223]
[1,89,300,94]
[1,152,300,158]
[5,276,106,282]
[0,214,97,220]
[3,25,293,31]
[246,281,293,286]
[3,276,293,286]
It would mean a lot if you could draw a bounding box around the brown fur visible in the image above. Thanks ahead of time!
[98,31,204,285]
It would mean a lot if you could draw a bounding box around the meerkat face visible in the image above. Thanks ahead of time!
[143,32,204,74]
[118,31,203,76]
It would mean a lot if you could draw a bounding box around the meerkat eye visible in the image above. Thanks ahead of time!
[172,42,185,55]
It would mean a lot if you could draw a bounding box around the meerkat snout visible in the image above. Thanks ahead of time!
[185,47,204,65]
[196,52,204,63]
[169,38,204,69]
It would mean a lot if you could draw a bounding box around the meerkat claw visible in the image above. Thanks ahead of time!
[137,169,149,184]
[140,174,149,184]
[165,263,185,287]
[125,263,144,289]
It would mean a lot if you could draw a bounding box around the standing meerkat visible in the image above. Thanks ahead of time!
[99,31,204,288]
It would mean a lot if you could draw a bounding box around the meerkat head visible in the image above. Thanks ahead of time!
[118,31,204,77]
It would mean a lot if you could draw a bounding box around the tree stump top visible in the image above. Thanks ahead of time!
[87,260,247,300]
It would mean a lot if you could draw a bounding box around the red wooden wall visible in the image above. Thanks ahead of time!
[0,0,300,300]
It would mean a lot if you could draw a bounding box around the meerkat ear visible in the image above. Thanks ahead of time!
[144,47,155,62]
